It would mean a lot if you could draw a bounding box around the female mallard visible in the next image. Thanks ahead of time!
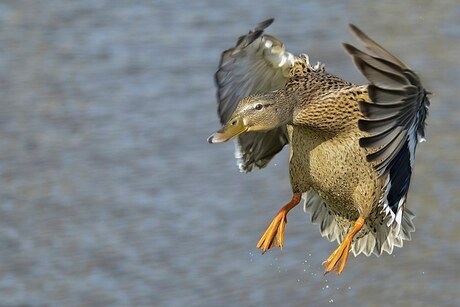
[207,19,430,275]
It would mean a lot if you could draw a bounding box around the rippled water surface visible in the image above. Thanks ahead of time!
[0,0,459,306]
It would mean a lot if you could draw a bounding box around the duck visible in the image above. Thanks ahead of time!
[207,19,430,275]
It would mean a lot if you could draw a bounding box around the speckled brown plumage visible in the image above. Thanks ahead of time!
[208,19,429,275]
[281,63,382,230]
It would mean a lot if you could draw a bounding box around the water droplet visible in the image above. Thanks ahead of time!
[325,285,329,289]
[329,299,334,303]
[348,286,352,290]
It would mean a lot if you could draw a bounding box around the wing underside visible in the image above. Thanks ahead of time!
[215,19,295,172]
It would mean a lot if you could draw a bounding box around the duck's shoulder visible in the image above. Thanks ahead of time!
[335,84,370,104]
[288,54,324,77]
[289,66,371,131]
[287,61,359,98]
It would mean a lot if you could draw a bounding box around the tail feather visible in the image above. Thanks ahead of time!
[303,189,415,257]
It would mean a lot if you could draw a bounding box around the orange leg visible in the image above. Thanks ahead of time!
[256,193,302,253]
[323,216,365,275]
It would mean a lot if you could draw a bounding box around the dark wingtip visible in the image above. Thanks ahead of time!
[207,135,214,143]
[348,23,358,31]
[348,24,364,37]
[342,42,357,56]
[251,29,264,40]
[255,18,274,31]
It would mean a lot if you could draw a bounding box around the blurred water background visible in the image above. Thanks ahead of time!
[0,0,459,306]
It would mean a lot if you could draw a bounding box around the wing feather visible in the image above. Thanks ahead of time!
[344,25,430,175]
[344,24,430,229]
[215,19,295,172]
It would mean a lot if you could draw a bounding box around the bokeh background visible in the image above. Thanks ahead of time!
[0,0,459,306]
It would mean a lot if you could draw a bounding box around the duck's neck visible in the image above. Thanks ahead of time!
[265,90,298,126]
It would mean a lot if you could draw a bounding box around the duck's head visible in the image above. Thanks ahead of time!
[208,92,293,143]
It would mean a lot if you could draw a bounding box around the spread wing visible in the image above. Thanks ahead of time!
[215,18,295,172]
[343,24,430,229]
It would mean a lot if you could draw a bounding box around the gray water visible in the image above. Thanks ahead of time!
[0,0,459,306]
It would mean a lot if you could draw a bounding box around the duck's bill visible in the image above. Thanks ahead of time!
[207,117,247,144]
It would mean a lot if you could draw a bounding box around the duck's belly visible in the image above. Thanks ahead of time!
[288,126,381,218]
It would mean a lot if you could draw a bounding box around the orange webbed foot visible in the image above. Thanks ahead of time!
[323,216,365,275]
[256,193,302,253]
[256,210,288,253]
[322,239,352,275]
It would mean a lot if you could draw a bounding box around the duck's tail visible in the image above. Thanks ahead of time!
[302,189,415,257]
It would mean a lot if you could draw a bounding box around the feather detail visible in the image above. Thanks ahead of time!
[303,189,415,257]
[215,19,295,172]
[345,24,430,234]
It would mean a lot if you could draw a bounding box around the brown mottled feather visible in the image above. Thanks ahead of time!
[211,20,427,257]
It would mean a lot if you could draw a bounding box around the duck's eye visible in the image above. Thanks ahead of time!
[254,103,263,110]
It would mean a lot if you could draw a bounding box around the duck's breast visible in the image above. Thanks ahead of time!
[289,125,383,218]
